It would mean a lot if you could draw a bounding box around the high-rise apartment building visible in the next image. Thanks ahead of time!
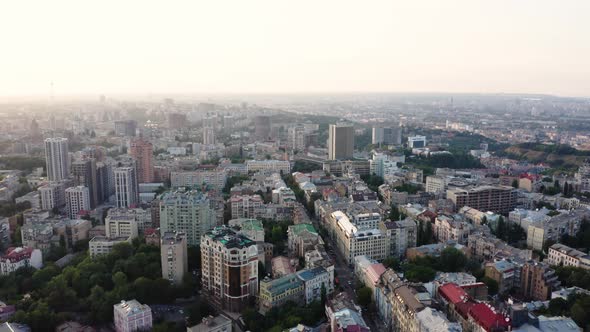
[159,190,218,246]
[160,232,188,285]
[372,126,402,145]
[167,113,187,129]
[65,186,91,219]
[129,137,154,183]
[203,127,216,145]
[288,124,306,152]
[254,115,271,139]
[447,185,517,215]
[39,181,67,210]
[71,159,99,208]
[328,123,354,160]
[201,226,259,312]
[114,167,139,208]
[44,138,70,181]
[114,120,137,137]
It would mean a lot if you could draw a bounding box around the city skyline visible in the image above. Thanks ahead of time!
[1,0,590,98]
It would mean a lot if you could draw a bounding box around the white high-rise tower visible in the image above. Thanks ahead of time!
[114,167,139,208]
[44,138,70,181]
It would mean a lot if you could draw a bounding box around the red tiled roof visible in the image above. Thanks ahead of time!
[2,247,33,262]
[468,303,511,331]
[439,283,469,304]
[455,301,475,319]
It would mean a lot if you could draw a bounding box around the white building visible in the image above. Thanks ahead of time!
[407,136,427,148]
[331,211,388,265]
[0,247,43,275]
[105,215,139,239]
[170,170,228,191]
[416,307,462,332]
[425,175,447,194]
[106,208,152,235]
[44,138,70,182]
[89,236,131,258]
[370,153,399,178]
[113,299,152,332]
[246,160,291,173]
[65,186,91,219]
[114,167,139,208]
[547,243,590,270]
[296,267,334,304]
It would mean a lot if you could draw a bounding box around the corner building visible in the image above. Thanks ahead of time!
[200,226,259,312]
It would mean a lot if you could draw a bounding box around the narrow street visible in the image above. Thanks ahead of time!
[312,217,382,331]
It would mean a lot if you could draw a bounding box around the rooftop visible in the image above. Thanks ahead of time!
[296,267,328,281]
[114,299,151,317]
[203,226,255,249]
[261,274,303,295]
[288,223,318,236]
[439,283,469,305]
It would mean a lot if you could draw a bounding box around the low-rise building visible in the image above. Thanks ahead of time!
[547,243,590,269]
[287,223,322,258]
[187,315,232,332]
[259,274,305,314]
[485,260,518,295]
[520,261,560,301]
[228,218,265,242]
[229,195,264,219]
[89,236,130,258]
[331,211,387,265]
[325,292,369,332]
[0,247,43,275]
[170,169,228,191]
[296,267,333,304]
[416,307,462,332]
[434,215,472,245]
[113,299,152,332]
[246,160,291,173]
[379,218,418,259]
[353,255,386,292]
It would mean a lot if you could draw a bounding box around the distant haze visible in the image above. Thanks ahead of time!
[1,0,589,98]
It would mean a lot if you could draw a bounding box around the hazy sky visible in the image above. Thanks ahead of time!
[1,0,589,98]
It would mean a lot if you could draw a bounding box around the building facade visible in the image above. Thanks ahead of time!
[114,167,139,208]
[44,138,70,182]
[129,137,154,184]
[328,123,354,160]
[160,232,188,285]
[113,299,152,332]
[201,226,259,312]
[65,186,91,219]
[159,190,218,246]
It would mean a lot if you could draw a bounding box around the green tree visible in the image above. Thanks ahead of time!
[439,247,467,272]
[382,257,400,270]
[357,286,372,307]
[511,179,519,188]
[482,276,499,295]
[405,265,436,282]
[548,297,568,316]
